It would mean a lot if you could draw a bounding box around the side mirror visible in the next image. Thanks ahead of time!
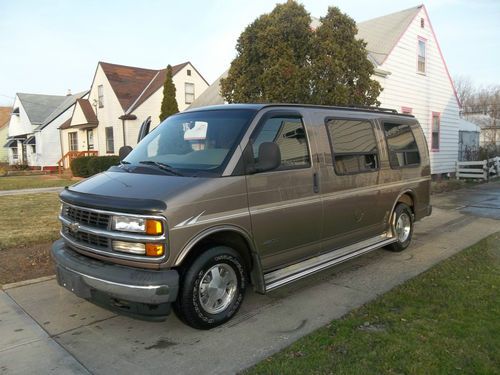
[118,146,133,161]
[137,116,152,143]
[254,142,281,173]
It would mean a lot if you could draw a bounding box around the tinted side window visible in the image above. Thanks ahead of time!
[326,119,379,175]
[252,116,310,170]
[384,123,421,167]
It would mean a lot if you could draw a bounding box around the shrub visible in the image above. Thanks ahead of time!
[70,156,120,177]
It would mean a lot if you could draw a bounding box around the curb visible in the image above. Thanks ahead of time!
[2,275,56,290]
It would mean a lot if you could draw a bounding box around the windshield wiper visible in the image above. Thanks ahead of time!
[138,160,183,176]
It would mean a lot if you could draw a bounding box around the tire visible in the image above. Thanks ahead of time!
[386,203,414,252]
[173,246,247,330]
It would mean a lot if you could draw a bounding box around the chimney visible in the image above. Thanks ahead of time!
[66,89,72,96]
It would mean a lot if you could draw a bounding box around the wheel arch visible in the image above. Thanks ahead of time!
[174,225,266,293]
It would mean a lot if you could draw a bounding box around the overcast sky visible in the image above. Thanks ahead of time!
[0,0,498,106]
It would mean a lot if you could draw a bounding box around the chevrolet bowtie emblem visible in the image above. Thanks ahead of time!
[68,222,80,233]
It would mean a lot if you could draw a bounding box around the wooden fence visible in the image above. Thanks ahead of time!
[456,156,500,181]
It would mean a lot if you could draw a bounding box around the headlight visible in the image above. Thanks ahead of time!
[112,241,165,256]
[112,216,163,235]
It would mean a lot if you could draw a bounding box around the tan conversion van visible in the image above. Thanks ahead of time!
[52,104,431,329]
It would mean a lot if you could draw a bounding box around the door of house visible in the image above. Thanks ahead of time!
[87,130,94,150]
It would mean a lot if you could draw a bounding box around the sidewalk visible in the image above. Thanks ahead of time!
[0,187,64,196]
[0,291,89,374]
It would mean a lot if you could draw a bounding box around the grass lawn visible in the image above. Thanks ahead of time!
[0,175,73,191]
[247,233,500,374]
[0,193,60,250]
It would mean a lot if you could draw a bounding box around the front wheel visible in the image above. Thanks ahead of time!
[386,203,414,252]
[173,246,247,329]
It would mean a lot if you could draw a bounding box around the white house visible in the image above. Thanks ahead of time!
[59,61,209,167]
[189,5,461,176]
[4,92,87,169]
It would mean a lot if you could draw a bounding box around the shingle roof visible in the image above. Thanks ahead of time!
[357,5,422,65]
[0,107,12,129]
[99,61,192,114]
[38,91,88,130]
[75,98,98,125]
[59,118,71,130]
[17,93,68,125]
[187,70,228,109]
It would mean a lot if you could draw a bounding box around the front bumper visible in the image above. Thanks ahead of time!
[51,239,179,318]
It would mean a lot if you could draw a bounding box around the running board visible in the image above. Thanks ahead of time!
[264,234,396,292]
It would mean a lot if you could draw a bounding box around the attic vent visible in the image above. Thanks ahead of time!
[12,107,19,116]
[187,69,192,76]
[420,18,424,28]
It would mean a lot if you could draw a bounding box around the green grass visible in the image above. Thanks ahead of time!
[246,233,500,375]
[0,175,73,191]
[0,193,61,250]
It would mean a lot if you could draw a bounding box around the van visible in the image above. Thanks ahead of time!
[52,104,431,329]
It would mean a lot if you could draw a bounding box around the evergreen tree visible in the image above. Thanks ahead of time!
[310,6,381,106]
[159,65,179,121]
[220,1,381,106]
[220,0,312,103]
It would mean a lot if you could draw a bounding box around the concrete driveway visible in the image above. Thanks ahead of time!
[1,181,500,374]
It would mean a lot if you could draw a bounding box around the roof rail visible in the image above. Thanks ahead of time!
[348,105,399,114]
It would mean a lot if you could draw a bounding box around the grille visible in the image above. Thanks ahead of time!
[64,227,109,249]
[64,205,110,229]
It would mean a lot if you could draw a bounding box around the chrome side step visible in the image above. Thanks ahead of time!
[264,234,396,292]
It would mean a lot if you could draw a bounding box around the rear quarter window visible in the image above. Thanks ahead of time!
[383,122,421,168]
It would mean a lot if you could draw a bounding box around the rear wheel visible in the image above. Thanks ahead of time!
[173,246,246,329]
[386,203,414,252]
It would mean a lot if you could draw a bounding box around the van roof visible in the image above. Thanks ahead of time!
[184,103,415,117]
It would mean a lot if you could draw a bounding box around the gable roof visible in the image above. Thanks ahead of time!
[357,5,422,65]
[17,93,68,125]
[75,98,98,125]
[0,107,12,129]
[37,91,88,130]
[99,61,202,114]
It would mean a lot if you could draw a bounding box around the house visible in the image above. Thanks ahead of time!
[59,61,209,167]
[4,92,87,169]
[0,107,12,163]
[189,5,461,176]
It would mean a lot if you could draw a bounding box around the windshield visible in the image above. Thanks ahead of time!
[124,109,256,176]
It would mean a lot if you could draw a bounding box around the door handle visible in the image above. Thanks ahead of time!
[313,173,319,193]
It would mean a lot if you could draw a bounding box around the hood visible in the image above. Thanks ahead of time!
[62,171,205,214]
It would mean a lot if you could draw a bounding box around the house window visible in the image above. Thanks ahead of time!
[326,119,379,175]
[418,38,426,73]
[11,147,18,160]
[431,112,440,151]
[384,123,421,167]
[31,145,36,153]
[185,83,195,104]
[187,69,192,76]
[98,85,104,108]
[251,116,310,170]
[105,126,114,153]
[68,132,78,151]
[401,107,413,114]
[420,18,425,28]
[12,107,20,116]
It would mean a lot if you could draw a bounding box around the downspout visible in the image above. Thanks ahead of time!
[122,118,126,147]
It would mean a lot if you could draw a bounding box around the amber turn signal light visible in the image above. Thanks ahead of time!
[145,219,163,235]
[146,243,164,257]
